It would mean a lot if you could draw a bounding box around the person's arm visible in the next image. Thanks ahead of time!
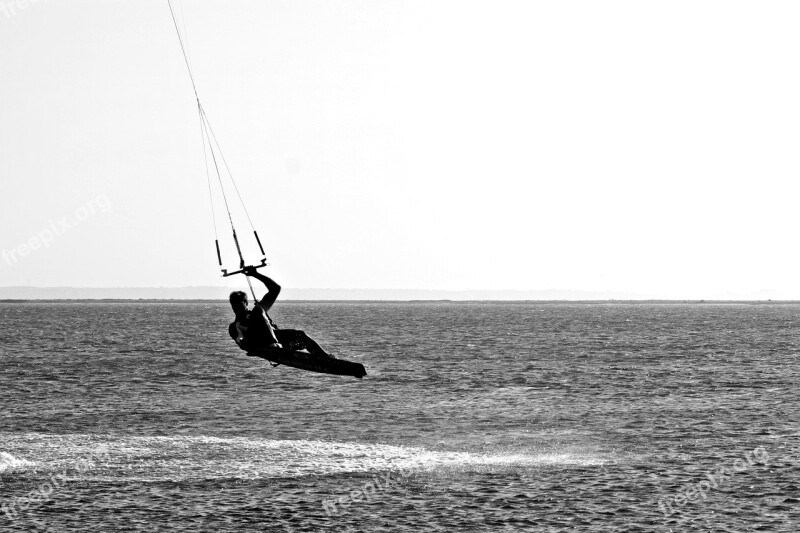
[243,267,281,312]
[230,322,249,350]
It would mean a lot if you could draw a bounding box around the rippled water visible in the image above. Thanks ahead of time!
[0,302,798,531]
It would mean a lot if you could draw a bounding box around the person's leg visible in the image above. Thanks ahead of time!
[276,329,329,357]
[296,330,330,357]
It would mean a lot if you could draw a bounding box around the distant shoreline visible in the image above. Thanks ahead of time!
[1,299,798,304]
[1,286,795,301]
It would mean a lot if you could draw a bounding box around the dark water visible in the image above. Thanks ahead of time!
[0,302,798,532]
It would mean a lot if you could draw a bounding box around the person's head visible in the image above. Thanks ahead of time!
[229,291,248,316]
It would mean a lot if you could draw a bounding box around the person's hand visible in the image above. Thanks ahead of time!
[243,266,258,277]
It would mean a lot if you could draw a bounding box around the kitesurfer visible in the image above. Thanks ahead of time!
[228,267,333,358]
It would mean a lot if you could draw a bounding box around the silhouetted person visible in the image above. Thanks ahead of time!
[228,267,332,358]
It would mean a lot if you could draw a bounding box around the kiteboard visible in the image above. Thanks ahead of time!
[246,347,367,379]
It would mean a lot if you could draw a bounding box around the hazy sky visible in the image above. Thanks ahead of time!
[1,0,798,298]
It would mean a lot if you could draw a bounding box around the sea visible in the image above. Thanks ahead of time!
[0,301,798,532]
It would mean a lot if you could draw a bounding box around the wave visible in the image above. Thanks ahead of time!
[0,451,36,473]
[0,433,607,482]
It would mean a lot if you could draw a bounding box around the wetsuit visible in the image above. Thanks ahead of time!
[229,312,330,358]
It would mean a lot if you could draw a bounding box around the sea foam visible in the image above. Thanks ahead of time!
[0,451,35,473]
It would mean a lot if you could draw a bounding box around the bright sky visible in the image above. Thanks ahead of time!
[1,0,799,298]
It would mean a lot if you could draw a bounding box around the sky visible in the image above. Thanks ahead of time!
[1,0,799,298]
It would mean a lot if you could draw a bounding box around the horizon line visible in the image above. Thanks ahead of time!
[0,285,796,302]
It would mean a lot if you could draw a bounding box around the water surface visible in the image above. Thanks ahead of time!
[1,302,798,531]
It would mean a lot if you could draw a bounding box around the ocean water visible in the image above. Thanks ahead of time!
[0,301,798,532]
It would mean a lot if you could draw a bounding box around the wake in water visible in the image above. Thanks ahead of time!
[0,433,608,483]
[0,452,35,474]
